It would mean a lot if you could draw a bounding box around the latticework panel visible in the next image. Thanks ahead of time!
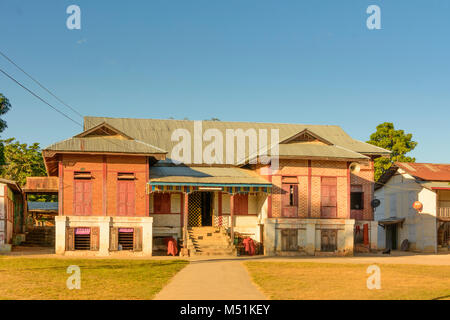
[188,192,202,227]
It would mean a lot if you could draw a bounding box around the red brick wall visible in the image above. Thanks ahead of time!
[61,154,148,217]
[350,160,375,220]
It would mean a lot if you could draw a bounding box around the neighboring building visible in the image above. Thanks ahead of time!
[42,116,389,256]
[374,162,450,253]
[0,178,23,251]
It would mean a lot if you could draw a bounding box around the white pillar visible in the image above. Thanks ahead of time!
[305,220,316,255]
[142,217,153,255]
[55,216,67,255]
[344,220,355,256]
[98,217,111,256]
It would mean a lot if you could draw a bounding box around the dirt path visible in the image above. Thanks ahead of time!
[153,259,267,300]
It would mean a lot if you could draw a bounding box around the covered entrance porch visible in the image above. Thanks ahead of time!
[148,165,272,256]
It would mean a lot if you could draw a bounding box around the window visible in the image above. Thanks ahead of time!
[153,193,171,214]
[74,179,92,215]
[109,227,142,251]
[118,228,134,250]
[281,177,299,217]
[281,229,298,251]
[117,180,135,216]
[321,229,337,252]
[233,194,248,215]
[321,177,337,218]
[351,185,364,210]
[66,227,99,251]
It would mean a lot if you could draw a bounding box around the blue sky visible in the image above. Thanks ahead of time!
[0,0,449,162]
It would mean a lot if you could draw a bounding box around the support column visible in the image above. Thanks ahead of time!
[305,220,316,255]
[183,192,189,251]
[230,193,235,241]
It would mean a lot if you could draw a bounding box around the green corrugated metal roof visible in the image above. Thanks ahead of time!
[45,116,389,161]
[277,142,368,160]
[45,137,166,155]
[83,116,389,156]
[149,165,270,185]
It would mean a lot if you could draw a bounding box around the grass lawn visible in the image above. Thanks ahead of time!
[0,256,188,300]
[244,261,450,300]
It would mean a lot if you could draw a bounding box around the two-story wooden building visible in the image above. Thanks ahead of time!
[43,116,389,256]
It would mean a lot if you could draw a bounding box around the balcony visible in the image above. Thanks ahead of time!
[437,207,450,220]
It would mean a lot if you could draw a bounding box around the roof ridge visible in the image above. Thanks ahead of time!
[85,115,342,128]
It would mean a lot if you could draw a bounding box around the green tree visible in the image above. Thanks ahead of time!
[0,94,11,133]
[367,122,418,181]
[0,94,12,165]
[0,138,47,186]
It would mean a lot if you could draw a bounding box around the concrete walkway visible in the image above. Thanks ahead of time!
[154,259,267,300]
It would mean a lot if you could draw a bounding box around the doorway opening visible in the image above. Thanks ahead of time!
[386,224,398,250]
[188,191,213,227]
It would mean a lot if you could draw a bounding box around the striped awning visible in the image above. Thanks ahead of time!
[147,183,271,194]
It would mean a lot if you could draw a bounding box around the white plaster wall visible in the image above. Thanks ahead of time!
[170,193,181,213]
[375,171,437,251]
[150,214,181,227]
[264,218,354,256]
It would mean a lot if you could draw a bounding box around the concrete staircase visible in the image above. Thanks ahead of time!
[22,227,55,247]
[187,227,236,256]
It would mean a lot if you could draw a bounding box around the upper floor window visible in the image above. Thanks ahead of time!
[282,176,298,217]
[73,172,92,216]
[350,185,364,210]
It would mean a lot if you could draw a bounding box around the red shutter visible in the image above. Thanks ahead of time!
[233,194,248,215]
[74,180,92,216]
[117,180,135,216]
[321,177,337,218]
[282,184,298,217]
[153,193,171,214]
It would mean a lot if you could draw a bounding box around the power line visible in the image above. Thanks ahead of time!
[0,56,151,155]
[0,50,84,119]
[0,67,82,127]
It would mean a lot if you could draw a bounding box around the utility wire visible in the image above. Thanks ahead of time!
[0,67,82,127]
[0,50,84,119]
[0,54,152,155]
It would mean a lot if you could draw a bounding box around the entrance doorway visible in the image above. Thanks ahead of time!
[188,191,213,227]
[386,224,398,250]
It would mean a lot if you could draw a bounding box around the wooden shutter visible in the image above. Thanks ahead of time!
[282,184,298,217]
[233,194,248,215]
[288,229,298,251]
[153,193,171,214]
[281,229,289,251]
[133,227,143,251]
[117,180,135,216]
[90,227,99,251]
[74,180,92,216]
[281,229,298,251]
[66,227,75,251]
[110,227,118,251]
[321,177,337,218]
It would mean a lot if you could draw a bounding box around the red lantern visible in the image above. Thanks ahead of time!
[413,201,423,213]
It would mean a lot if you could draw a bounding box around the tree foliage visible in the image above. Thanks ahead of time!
[0,94,11,133]
[0,138,47,186]
[367,122,418,181]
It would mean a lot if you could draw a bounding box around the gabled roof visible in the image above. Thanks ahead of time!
[81,116,390,161]
[74,122,134,140]
[280,129,333,145]
[395,162,450,181]
[0,178,21,193]
[45,137,166,155]
[375,162,450,191]
[149,165,270,185]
